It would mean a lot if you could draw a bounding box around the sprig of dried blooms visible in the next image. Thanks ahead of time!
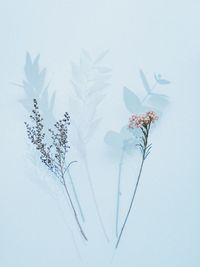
[25,99,88,241]
[18,53,85,225]
[116,111,158,248]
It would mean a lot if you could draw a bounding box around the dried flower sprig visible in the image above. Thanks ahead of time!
[115,111,158,248]
[18,53,85,224]
[25,99,88,241]
[105,70,170,240]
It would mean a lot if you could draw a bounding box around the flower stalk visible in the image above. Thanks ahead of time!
[115,111,158,248]
[66,168,85,222]
[25,99,87,241]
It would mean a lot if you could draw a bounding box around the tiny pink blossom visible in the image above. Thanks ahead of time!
[128,111,158,129]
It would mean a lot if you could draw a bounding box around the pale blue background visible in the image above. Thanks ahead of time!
[0,0,200,266]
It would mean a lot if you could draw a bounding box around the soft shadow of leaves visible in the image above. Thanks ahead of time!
[145,93,169,110]
[18,52,57,186]
[154,73,170,85]
[18,52,56,127]
[123,87,152,113]
[70,50,111,155]
[104,126,138,157]
[139,69,152,94]
[105,69,171,157]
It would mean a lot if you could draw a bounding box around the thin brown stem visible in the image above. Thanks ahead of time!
[60,159,87,241]
[62,177,88,241]
[115,157,144,248]
[115,124,151,248]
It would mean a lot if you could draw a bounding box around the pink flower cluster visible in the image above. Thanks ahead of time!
[128,111,159,129]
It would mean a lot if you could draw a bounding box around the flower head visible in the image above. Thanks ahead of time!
[128,111,158,129]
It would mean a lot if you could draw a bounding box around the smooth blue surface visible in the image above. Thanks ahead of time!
[0,0,200,266]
